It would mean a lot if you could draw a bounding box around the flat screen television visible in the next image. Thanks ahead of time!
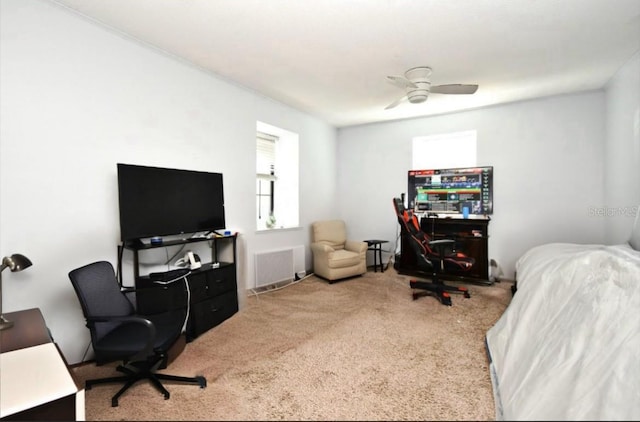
[117,163,226,241]
[407,166,493,215]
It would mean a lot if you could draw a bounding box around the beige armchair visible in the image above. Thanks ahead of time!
[311,220,367,283]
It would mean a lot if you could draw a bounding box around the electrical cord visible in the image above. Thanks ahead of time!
[248,272,315,299]
[181,276,191,332]
[116,242,125,287]
[392,220,402,265]
[152,272,192,333]
[164,244,187,267]
[164,231,209,268]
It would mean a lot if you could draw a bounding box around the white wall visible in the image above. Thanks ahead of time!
[337,92,607,280]
[0,0,337,364]
[604,51,640,243]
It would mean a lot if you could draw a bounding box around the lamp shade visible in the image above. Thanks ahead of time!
[1,254,32,272]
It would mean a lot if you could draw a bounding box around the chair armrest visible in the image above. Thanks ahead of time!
[311,242,335,254]
[345,240,368,253]
[429,239,455,247]
[86,315,156,361]
[86,315,153,325]
[428,239,455,257]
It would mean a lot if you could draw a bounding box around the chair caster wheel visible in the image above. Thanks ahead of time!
[440,293,452,306]
[463,291,471,299]
[196,376,207,388]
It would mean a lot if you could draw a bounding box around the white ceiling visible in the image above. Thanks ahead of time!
[51,0,640,128]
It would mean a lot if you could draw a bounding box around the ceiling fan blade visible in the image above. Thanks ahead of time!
[386,75,418,89]
[385,95,407,110]
[430,84,478,95]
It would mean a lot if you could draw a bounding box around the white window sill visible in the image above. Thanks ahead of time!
[256,226,303,234]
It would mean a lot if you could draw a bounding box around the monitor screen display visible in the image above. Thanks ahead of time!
[407,166,493,215]
[117,163,226,241]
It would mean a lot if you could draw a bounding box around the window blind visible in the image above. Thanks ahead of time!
[257,131,277,180]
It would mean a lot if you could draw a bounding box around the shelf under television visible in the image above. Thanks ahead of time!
[123,233,236,251]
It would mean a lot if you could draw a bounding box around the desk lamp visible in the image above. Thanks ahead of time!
[0,253,33,330]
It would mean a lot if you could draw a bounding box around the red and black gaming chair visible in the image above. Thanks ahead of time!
[393,197,473,306]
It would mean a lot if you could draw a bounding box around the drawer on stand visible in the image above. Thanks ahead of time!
[188,265,236,303]
[135,279,188,315]
[187,290,239,340]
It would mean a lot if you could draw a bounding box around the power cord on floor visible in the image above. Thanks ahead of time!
[248,272,315,299]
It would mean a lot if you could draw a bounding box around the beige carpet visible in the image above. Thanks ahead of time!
[73,268,512,421]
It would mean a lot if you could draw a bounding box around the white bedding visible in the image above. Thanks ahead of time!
[485,242,640,420]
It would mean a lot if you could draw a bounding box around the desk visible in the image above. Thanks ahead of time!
[364,240,388,272]
[396,216,491,285]
[0,308,84,421]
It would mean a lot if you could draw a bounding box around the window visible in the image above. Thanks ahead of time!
[256,121,299,231]
[412,130,477,169]
[256,132,276,228]
[408,130,482,213]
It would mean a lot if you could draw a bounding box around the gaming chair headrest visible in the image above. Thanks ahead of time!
[392,197,404,214]
[393,197,420,231]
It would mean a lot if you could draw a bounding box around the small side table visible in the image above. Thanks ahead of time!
[364,240,389,273]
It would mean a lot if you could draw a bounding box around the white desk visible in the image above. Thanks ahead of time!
[0,308,84,420]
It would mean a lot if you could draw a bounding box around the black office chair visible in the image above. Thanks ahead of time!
[69,261,206,407]
[393,197,473,306]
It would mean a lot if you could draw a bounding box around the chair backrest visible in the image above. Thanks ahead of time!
[392,198,432,258]
[312,220,347,249]
[69,261,135,342]
[392,197,474,272]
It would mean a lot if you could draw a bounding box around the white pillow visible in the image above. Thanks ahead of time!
[629,205,640,251]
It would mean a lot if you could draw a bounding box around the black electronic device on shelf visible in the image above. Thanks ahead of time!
[149,268,191,283]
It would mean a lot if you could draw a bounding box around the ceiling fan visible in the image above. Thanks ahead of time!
[385,66,478,110]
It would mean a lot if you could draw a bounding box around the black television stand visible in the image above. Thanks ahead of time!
[118,234,239,342]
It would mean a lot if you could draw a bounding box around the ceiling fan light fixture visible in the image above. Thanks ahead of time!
[408,94,428,104]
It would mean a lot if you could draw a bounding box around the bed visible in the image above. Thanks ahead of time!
[485,209,640,421]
